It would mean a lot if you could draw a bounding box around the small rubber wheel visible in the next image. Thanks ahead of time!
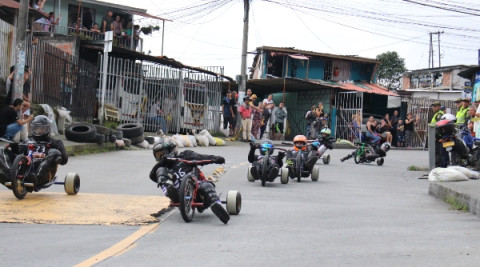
[130,134,145,144]
[226,190,241,215]
[10,155,29,199]
[280,167,289,184]
[376,158,384,166]
[323,154,330,165]
[311,166,319,181]
[179,175,195,222]
[64,172,80,195]
[354,149,362,164]
[247,166,255,182]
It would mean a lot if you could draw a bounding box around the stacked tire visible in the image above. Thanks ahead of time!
[65,123,119,145]
[117,123,144,145]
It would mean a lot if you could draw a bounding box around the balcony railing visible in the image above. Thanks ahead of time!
[32,22,143,53]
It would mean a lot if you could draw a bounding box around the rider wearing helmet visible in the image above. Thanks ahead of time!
[248,139,285,182]
[285,135,318,175]
[311,128,334,158]
[28,115,68,185]
[149,137,229,223]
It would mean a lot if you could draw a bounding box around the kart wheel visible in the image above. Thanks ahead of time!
[322,154,330,165]
[280,167,289,184]
[247,166,255,182]
[376,158,384,166]
[296,152,302,182]
[473,149,480,171]
[226,190,242,215]
[179,175,195,223]
[354,149,362,164]
[64,172,80,195]
[11,155,29,199]
[311,166,320,181]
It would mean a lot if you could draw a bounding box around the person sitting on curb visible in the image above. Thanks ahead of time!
[0,98,34,142]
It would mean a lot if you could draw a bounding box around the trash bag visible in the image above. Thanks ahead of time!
[447,166,480,180]
[39,104,59,136]
[428,167,469,182]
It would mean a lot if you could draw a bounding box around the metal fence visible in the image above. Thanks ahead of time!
[98,55,223,134]
[29,38,98,121]
[404,97,458,148]
[0,18,15,84]
[335,91,363,142]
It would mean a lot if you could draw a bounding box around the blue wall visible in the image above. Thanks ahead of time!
[350,62,375,82]
[307,59,324,80]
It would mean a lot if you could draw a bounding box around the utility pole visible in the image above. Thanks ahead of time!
[428,31,444,68]
[239,0,250,94]
[12,0,29,103]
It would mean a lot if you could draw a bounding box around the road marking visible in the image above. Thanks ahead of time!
[74,210,176,267]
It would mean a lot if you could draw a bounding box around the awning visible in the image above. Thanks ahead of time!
[458,66,480,79]
[125,10,172,21]
[247,77,398,96]
[288,54,309,60]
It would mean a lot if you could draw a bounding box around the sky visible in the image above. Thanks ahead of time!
[101,0,480,79]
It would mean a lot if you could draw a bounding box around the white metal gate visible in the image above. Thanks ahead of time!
[335,91,363,142]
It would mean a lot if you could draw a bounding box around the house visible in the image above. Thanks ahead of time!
[247,46,398,141]
[0,0,231,134]
[400,65,473,101]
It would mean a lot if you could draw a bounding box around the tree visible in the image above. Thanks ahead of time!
[375,51,407,92]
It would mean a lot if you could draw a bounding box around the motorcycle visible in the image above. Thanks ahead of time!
[435,118,478,169]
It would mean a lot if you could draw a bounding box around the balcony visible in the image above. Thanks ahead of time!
[32,22,144,53]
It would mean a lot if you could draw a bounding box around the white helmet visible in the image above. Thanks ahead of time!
[380,142,391,152]
[440,113,456,122]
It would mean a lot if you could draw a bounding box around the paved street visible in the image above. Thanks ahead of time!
[1,144,480,266]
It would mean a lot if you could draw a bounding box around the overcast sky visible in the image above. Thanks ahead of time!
[102,0,480,79]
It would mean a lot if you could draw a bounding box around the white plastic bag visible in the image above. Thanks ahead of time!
[188,135,197,147]
[428,167,469,182]
[195,135,209,147]
[200,130,216,146]
[39,104,59,136]
[448,166,480,180]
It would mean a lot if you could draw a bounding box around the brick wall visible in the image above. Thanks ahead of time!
[442,71,451,88]
[402,76,410,89]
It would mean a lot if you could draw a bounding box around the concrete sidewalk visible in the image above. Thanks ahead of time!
[429,180,480,218]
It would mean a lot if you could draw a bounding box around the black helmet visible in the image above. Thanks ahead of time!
[259,139,274,156]
[152,138,177,160]
[30,115,51,141]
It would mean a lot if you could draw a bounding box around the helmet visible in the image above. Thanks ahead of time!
[440,113,456,122]
[380,142,391,153]
[293,135,307,151]
[152,138,177,160]
[30,115,51,141]
[259,139,274,156]
[320,128,331,138]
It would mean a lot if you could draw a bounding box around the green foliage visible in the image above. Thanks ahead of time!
[375,51,407,92]
[103,120,120,130]
[407,165,429,171]
[445,196,468,211]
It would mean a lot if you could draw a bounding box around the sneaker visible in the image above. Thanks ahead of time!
[210,202,230,224]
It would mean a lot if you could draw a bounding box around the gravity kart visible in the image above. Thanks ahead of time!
[0,141,80,200]
[353,141,384,166]
[168,158,241,223]
[281,143,319,182]
[247,146,288,186]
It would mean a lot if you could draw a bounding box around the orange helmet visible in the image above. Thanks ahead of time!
[293,135,307,151]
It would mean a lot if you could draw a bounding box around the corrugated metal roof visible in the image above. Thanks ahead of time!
[257,46,380,64]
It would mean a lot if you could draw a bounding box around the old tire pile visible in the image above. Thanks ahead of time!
[65,123,119,145]
[117,123,144,146]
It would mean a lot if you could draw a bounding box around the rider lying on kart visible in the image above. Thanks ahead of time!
[285,135,318,176]
[0,115,68,186]
[248,139,285,182]
[340,142,391,162]
[149,138,229,223]
[310,128,334,158]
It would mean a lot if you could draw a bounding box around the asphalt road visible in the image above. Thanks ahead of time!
[2,144,480,266]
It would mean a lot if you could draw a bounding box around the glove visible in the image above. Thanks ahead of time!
[214,156,225,164]
[278,151,285,157]
[249,141,257,149]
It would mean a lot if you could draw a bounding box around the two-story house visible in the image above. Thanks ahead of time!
[247,46,398,141]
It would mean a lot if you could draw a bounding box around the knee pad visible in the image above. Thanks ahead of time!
[199,182,219,207]
[268,166,278,181]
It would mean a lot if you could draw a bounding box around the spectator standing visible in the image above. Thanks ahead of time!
[274,102,287,140]
[112,16,123,36]
[238,96,253,142]
[315,102,325,118]
[376,119,392,144]
[396,119,404,147]
[351,112,362,141]
[251,102,263,139]
[91,23,101,33]
[230,90,238,137]
[390,110,399,147]
[305,105,317,138]
[102,10,114,33]
[44,11,60,32]
[221,91,233,136]
[148,99,167,134]
[163,92,177,132]
[0,98,34,142]
[259,103,270,140]
[404,113,415,148]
